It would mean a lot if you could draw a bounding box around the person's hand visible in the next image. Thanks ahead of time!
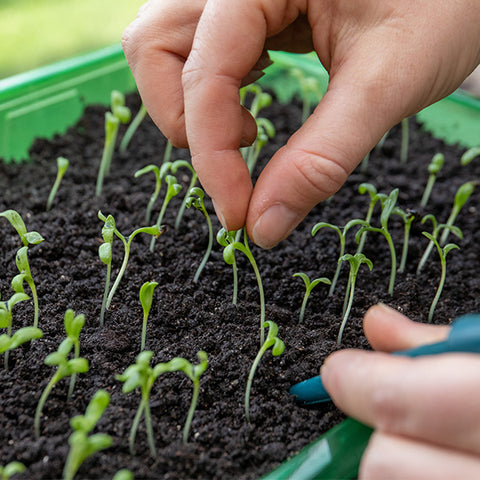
[122,0,480,248]
[322,304,480,479]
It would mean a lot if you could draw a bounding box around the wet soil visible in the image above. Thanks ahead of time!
[0,93,479,479]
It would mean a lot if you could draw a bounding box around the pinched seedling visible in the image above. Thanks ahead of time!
[46,156,69,211]
[0,462,26,480]
[337,253,373,345]
[139,281,158,352]
[293,273,331,323]
[218,227,266,345]
[355,183,384,255]
[245,117,275,174]
[63,389,112,480]
[170,160,198,230]
[216,229,239,305]
[245,321,284,423]
[120,103,147,153]
[0,209,44,246]
[420,153,444,208]
[186,187,213,283]
[290,68,324,123]
[98,214,115,326]
[392,206,416,273]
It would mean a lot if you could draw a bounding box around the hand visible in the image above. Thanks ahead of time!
[122,0,480,248]
[322,304,480,479]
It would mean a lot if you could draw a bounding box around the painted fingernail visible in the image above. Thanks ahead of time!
[211,199,227,229]
[251,204,300,249]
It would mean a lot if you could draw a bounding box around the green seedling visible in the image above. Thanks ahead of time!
[134,162,172,224]
[400,117,409,164]
[416,214,463,275]
[64,309,85,401]
[293,273,331,323]
[98,214,115,326]
[355,184,384,255]
[139,281,158,352]
[240,84,272,118]
[245,321,284,423]
[0,279,30,369]
[245,118,275,174]
[337,253,373,345]
[98,211,164,312]
[46,156,69,211]
[120,103,147,153]
[96,90,132,196]
[355,188,399,295]
[15,246,40,328]
[439,181,477,245]
[420,153,444,208]
[113,470,134,480]
[149,174,182,252]
[0,462,26,480]
[216,229,239,305]
[0,327,43,355]
[170,160,198,230]
[461,146,480,165]
[312,219,368,296]
[162,139,173,164]
[290,68,324,123]
[186,187,213,283]
[392,206,416,273]
[422,231,460,323]
[35,335,89,438]
[0,209,44,246]
[63,389,112,480]
[219,227,266,345]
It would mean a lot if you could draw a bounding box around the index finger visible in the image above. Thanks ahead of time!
[182,0,302,230]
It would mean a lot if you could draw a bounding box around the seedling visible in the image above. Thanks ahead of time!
[400,117,409,164]
[134,162,172,224]
[97,211,164,312]
[0,326,42,371]
[392,206,416,273]
[46,156,69,211]
[149,174,182,252]
[0,209,44,246]
[216,229,239,305]
[461,146,480,165]
[64,309,85,400]
[290,68,324,123]
[355,188,399,295]
[337,253,373,345]
[0,462,25,480]
[98,214,115,326]
[245,321,284,423]
[292,273,331,323]
[355,184,384,255]
[422,231,460,322]
[34,335,89,438]
[15,246,40,328]
[420,153,444,208]
[218,227,266,345]
[245,118,275,174]
[63,389,112,480]
[186,187,213,282]
[312,219,367,296]
[240,84,272,118]
[139,281,158,351]
[170,160,198,230]
[120,103,147,153]
[96,90,132,196]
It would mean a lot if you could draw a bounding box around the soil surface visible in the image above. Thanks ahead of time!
[0,93,479,480]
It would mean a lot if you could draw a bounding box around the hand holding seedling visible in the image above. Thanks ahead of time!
[322,303,480,478]
[123,0,480,248]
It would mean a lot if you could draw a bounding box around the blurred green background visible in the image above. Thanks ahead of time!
[0,0,145,79]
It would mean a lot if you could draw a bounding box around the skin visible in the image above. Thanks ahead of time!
[123,2,480,476]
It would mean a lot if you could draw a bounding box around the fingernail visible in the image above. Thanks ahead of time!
[211,199,227,229]
[251,204,300,249]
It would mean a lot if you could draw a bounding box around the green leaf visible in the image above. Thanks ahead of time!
[3,461,26,477]
[68,357,89,374]
[140,282,158,317]
[23,231,45,245]
[0,209,27,241]
[9,327,43,349]
[98,243,112,265]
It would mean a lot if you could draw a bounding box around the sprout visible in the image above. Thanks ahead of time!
[400,117,409,164]
[0,327,42,371]
[312,219,367,296]
[422,231,460,323]
[98,211,164,313]
[461,146,480,165]
[63,390,112,480]
[355,184,384,255]
[392,206,416,273]
[337,253,373,345]
[149,174,182,252]
[186,187,213,283]
[98,214,115,326]
[119,103,147,153]
[0,462,26,480]
[15,246,40,328]
[96,90,132,196]
[46,156,69,211]
[218,227,266,345]
[292,273,331,323]
[35,334,89,438]
[63,309,86,401]
[139,281,158,352]
[420,153,444,208]
[216,229,239,305]
[170,160,198,230]
[0,209,44,246]
[245,117,275,174]
[245,321,284,423]
[134,162,172,224]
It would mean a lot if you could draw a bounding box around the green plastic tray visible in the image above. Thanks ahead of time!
[0,44,479,480]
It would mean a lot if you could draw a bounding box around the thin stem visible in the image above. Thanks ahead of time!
[385,232,397,295]
[129,399,145,455]
[400,117,409,164]
[27,278,39,329]
[398,222,412,273]
[144,400,157,457]
[67,342,79,401]
[175,173,198,230]
[96,129,118,196]
[162,140,172,164]
[417,239,435,275]
[338,277,356,346]
[232,261,238,305]
[329,241,345,296]
[99,262,111,326]
[420,175,435,208]
[141,311,148,351]
[106,236,129,310]
[428,258,447,322]
[356,205,374,255]
[119,104,147,153]
[245,344,267,423]
[193,213,213,283]
[149,199,169,252]
[35,377,56,438]
[183,379,199,444]
[298,290,309,323]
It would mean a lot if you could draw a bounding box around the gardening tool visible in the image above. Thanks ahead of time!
[261,313,480,480]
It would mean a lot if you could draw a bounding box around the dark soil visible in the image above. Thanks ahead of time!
[0,93,479,480]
